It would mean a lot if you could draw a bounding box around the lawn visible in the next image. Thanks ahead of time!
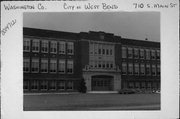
[24,93,160,111]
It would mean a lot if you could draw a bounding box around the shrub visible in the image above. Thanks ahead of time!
[78,78,87,93]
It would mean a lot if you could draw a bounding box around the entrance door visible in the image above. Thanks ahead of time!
[91,75,113,91]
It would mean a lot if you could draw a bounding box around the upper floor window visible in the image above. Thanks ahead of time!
[134,63,139,75]
[31,58,39,73]
[156,50,160,60]
[94,43,98,55]
[67,60,73,74]
[41,40,49,53]
[146,49,150,59]
[32,39,40,52]
[140,63,145,75]
[41,59,48,73]
[23,58,30,73]
[59,41,66,54]
[134,48,139,59]
[151,50,156,60]
[122,47,127,58]
[140,49,145,59]
[23,38,30,52]
[128,63,133,75]
[58,60,65,73]
[146,64,151,75]
[50,41,57,54]
[128,47,133,59]
[67,42,74,55]
[152,64,156,76]
[50,59,57,73]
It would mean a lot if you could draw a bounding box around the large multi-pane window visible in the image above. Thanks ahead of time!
[140,63,145,75]
[146,49,150,59]
[140,49,145,59]
[31,58,39,73]
[122,47,127,58]
[50,59,57,73]
[156,50,160,60]
[59,41,66,54]
[146,64,151,75]
[41,59,48,73]
[32,39,40,52]
[122,62,127,75]
[152,64,156,76]
[128,63,133,75]
[134,63,139,75]
[157,64,160,76]
[134,48,139,59]
[151,50,156,60]
[58,60,65,73]
[67,60,73,74]
[67,42,74,55]
[57,81,65,90]
[23,38,30,52]
[67,81,73,90]
[49,81,56,90]
[50,41,57,53]
[40,81,48,90]
[128,47,133,58]
[23,81,29,90]
[41,40,49,53]
[23,58,30,72]
[31,80,39,90]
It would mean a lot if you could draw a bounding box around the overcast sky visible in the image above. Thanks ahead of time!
[24,12,160,42]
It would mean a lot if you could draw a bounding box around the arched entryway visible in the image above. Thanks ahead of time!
[91,75,114,91]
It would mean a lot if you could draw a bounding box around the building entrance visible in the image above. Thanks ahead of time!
[91,75,113,91]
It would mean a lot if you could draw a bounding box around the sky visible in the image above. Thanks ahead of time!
[24,12,160,42]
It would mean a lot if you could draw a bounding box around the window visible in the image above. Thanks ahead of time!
[122,47,127,58]
[106,49,109,55]
[128,47,133,58]
[32,39,40,52]
[98,44,102,55]
[110,49,113,56]
[23,38,30,52]
[50,59,57,73]
[152,64,156,76]
[49,81,56,90]
[67,60,73,74]
[135,82,140,88]
[67,81,73,90]
[40,81,48,90]
[41,59,48,73]
[58,60,65,73]
[134,63,139,75]
[146,49,150,59]
[23,58,30,73]
[141,82,146,89]
[146,64,151,75]
[31,58,39,73]
[67,42,74,55]
[140,63,145,75]
[157,64,160,76]
[129,82,134,88]
[59,41,66,54]
[147,82,152,89]
[57,81,65,90]
[128,63,133,75]
[23,81,29,90]
[134,48,139,59]
[140,49,145,59]
[156,50,160,60]
[122,62,127,75]
[31,80,39,90]
[151,50,156,60]
[50,41,57,53]
[94,43,98,55]
[41,40,49,53]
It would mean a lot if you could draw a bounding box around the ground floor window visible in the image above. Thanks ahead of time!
[24,81,29,90]
[57,81,65,90]
[40,81,48,90]
[135,82,140,88]
[147,82,152,89]
[31,80,39,90]
[67,81,73,90]
[129,82,134,88]
[49,81,56,90]
[141,82,146,89]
